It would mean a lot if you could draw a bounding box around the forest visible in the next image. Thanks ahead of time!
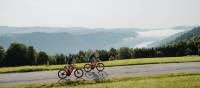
[0,39,199,67]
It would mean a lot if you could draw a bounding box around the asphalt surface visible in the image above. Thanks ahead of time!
[0,62,200,85]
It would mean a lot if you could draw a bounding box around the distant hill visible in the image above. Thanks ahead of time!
[0,30,137,54]
[172,27,200,43]
[148,31,186,47]
[172,26,195,30]
[148,26,200,47]
[0,26,193,54]
[0,26,143,35]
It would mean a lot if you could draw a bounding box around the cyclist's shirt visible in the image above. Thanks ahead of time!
[88,53,96,63]
[68,57,75,64]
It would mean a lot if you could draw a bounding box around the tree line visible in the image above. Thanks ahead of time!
[0,40,199,67]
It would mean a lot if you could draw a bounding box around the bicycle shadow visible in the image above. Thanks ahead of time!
[58,77,86,84]
[85,71,108,80]
[58,70,108,85]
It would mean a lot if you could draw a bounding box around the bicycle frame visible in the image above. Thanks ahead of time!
[64,65,75,76]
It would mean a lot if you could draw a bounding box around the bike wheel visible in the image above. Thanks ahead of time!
[74,69,84,78]
[84,64,92,72]
[96,63,104,71]
[58,70,67,79]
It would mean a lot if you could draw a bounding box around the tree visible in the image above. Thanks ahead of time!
[4,43,28,66]
[60,54,66,64]
[184,48,193,56]
[155,51,164,57]
[97,50,109,61]
[37,51,48,65]
[119,47,132,59]
[77,51,87,63]
[27,46,37,65]
[55,54,66,64]
[108,48,118,60]
[48,56,56,65]
[176,41,187,56]
[0,45,5,66]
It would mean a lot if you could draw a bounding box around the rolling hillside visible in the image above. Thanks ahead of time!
[0,26,193,54]
[148,26,200,47]
[172,27,200,42]
[0,28,137,54]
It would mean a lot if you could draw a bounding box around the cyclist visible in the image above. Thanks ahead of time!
[88,51,99,68]
[67,55,75,73]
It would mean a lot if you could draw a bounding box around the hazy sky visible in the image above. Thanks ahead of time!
[0,0,199,28]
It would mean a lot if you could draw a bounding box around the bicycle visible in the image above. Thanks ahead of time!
[83,61,105,72]
[58,65,83,79]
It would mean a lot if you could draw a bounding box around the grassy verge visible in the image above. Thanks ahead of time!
[2,72,200,88]
[0,56,200,73]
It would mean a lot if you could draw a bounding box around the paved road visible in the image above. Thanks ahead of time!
[0,62,200,85]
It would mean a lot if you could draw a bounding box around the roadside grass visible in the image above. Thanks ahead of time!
[0,56,199,73]
[2,72,200,88]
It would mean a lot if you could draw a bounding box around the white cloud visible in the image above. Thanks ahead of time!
[134,41,155,48]
[122,37,135,41]
[137,29,184,37]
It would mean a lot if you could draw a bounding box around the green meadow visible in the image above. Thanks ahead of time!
[0,56,199,73]
[2,72,200,88]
